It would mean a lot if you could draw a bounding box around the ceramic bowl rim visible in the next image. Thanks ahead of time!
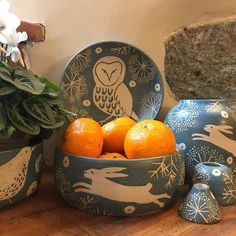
[179,98,225,102]
[56,147,182,163]
[61,40,163,86]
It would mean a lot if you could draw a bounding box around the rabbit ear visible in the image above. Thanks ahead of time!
[220,129,233,134]
[218,125,233,134]
[102,167,127,173]
[105,172,128,178]
[99,167,127,178]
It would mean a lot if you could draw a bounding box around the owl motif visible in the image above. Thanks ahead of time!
[92,56,138,120]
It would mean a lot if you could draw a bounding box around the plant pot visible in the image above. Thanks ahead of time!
[165,99,236,181]
[54,148,185,216]
[0,142,43,208]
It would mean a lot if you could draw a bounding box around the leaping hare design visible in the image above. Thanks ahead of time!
[73,167,171,208]
[192,124,236,157]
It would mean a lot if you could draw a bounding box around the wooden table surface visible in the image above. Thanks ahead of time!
[0,167,235,236]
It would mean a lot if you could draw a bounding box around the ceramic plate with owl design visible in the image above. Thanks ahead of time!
[60,41,164,124]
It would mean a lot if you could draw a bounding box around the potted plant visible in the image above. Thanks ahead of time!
[0,0,74,207]
[0,61,75,208]
[0,61,73,148]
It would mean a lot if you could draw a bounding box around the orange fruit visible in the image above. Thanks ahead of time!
[124,120,176,159]
[99,153,127,160]
[61,118,103,158]
[102,117,136,153]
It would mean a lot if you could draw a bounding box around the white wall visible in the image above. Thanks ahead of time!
[10,0,236,162]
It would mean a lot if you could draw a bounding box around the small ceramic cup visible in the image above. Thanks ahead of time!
[179,183,221,224]
[193,162,236,206]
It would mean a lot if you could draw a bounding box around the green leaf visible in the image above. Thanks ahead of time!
[6,104,40,135]
[40,120,65,129]
[0,67,46,95]
[39,76,59,91]
[23,97,56,125]
[0,79,16,96]
[0,102,7,130]
[0,65,11,76]
[45,97,63,106]
[0,65,12,84]
[0,61,10,69]
[59,108,77,117]
[42,91,58,98]
[0,125,16,138]
[40,112,65,129]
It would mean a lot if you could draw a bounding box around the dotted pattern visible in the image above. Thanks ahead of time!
[166,101,200,133]
[186,145,225,179]
[0,163,27,200]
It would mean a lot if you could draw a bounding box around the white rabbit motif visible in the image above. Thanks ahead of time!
[73,167,171,208]
[192,124,236,156]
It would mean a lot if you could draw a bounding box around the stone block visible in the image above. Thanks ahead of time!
[165,18,236,103]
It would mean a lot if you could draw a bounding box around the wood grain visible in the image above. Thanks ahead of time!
[17,21,45,42]
[0,167,235,236]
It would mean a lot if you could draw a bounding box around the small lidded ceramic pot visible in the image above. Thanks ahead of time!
[193,162,236,206]
[179,183,221,224]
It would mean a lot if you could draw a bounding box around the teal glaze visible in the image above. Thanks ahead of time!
[179,183,221,224]
[165,99,236,181]
[54,149,185,216]
[0,142,43,208]
[193,162,236,206]
[59,41,164,123]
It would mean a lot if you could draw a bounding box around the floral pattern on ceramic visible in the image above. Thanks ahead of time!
[193,162,236,205]
[60,41,164,124]
[0,142,43,208]
[54,149,185,216]
[165,99,236,180]
[179,183,221,224]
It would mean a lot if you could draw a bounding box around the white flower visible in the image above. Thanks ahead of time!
[0,0,28,62]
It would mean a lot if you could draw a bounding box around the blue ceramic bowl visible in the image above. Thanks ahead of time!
[0,142,43,208]
[54,148,185,216]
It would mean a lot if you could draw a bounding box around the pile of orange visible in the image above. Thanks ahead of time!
[61,117,176,159]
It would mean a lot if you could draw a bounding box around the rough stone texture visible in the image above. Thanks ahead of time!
[164,18,236,104]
